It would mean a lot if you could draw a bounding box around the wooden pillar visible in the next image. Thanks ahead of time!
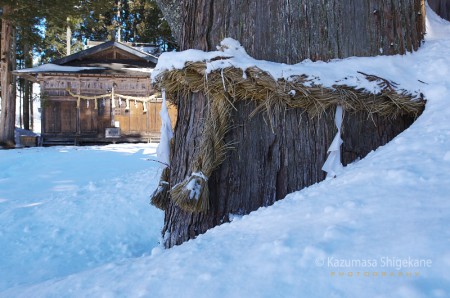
[38,75,45,137]
[77,77,81,135]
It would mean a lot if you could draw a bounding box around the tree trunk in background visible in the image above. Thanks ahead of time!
[23,43,32,131]
[428,0,450,21]
[66,17,72,56]
[157,0,426,248]
[0,6,17,147]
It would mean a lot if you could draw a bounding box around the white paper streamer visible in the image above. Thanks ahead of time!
[156,88,174,168]
[322,105,343,178]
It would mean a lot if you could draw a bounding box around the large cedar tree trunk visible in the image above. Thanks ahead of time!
[0,6,17,147]
[156,0,426,248]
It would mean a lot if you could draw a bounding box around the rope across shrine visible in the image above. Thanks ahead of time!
[65,87,161,112]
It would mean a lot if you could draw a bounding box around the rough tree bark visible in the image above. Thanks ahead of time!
[0,5,17,147]
[156,0,426,248]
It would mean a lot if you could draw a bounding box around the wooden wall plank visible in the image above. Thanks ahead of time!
[60,101,77,133]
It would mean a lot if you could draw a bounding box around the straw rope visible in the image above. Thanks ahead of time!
[170,92,233,212]
[153,61,425,213]
[156,62,424,119]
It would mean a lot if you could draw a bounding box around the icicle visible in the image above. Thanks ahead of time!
[134,99,137,108]
[125,98,130,111]
[119,97,122,107]
[77,96,80,109]
[322,105,344,178]
[86,99,90,108]
[102,98,106,107]
[156,88,173,168]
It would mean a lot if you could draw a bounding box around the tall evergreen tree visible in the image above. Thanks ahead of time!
[0,4,16,147]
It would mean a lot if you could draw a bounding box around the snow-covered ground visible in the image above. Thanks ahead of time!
[1,6,450,298]
[0,144,164,292]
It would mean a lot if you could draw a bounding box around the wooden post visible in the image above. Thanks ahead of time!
[76,77,81,135]
[30,83,34,131]
[111,83,116,127]
[39,75,45,138]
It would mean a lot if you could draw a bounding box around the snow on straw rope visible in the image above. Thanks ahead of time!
[152,60,425,213]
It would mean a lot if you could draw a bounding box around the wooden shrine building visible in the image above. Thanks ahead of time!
[15,41,176,145]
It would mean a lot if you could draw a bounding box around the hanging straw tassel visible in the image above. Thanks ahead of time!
[170,94,232,213]
[171,171,210,212]
[150,167,171,210]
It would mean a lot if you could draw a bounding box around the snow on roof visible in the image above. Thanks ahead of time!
[15,63,104,74]
[136,46,159,55]
[52,41,158,65]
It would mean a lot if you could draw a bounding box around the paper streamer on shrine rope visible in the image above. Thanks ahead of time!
[322,105,344,178]
[150,88,174,210]
[156,88,173,168]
